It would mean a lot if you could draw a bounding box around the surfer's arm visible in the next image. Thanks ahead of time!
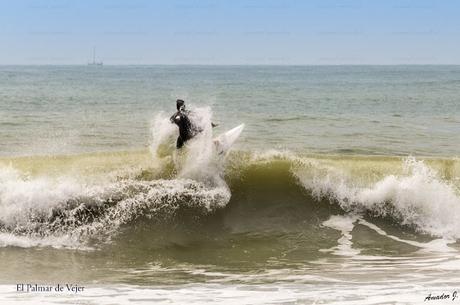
[211,122,218,128]
[170,112,179,124]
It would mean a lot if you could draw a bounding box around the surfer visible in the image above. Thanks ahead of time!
[170,99,217,149]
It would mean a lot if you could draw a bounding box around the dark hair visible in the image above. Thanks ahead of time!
[176,99,185,110]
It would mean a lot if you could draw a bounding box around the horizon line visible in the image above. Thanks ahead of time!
[1,63,460,67]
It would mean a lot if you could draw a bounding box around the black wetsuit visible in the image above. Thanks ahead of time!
[170,110,196,148]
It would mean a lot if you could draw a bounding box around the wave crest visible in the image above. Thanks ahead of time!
[294,156,460,238]
[1,150,460,249]
[0,167,230,248]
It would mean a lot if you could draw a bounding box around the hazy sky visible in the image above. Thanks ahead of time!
[0,0,459,65]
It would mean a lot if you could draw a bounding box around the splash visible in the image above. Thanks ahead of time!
[0,164,230,249]
[0,107,233,249]
[1,147,460,249]
[150,111,177,163]
[150,106,227,185]
[294,156,460,239]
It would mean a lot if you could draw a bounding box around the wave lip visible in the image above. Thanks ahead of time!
[0,165,230,248]
[1,147,460,249]
[294,156,460,239]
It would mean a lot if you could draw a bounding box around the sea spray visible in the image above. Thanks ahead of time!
[71,179,230,244]
[0,108,232,248]
[0,167,86,231]
[294,156,460,239]
[150,111,177,163]
[0,167,230,249]
[176,107,221,180]
[1,149,460,249]
[150,106,229,189]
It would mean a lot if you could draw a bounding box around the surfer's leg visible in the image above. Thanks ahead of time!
[176,136,184,149]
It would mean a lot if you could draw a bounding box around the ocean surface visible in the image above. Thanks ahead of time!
[1,65,460,304]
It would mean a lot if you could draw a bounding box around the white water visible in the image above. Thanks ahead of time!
[294,156,460,239]
[150,107,225,180]
[0,107,232,249]
[0,166,230,249]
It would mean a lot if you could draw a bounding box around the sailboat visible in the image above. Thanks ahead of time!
[88,47,103,66]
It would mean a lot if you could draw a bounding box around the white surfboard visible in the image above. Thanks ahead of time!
[213,124,245,155]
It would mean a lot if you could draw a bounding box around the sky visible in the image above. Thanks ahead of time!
[0,0,459,65]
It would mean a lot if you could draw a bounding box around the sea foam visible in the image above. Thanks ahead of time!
[295,156,460,239]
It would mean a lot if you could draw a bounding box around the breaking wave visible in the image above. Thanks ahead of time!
[0,151,459,249]
[0,108,459,249]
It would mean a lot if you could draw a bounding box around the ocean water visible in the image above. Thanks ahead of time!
[1,65,460,304]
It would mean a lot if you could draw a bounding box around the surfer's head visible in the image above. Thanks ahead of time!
[176,99,185,111]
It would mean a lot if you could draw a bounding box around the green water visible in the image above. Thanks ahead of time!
[1,66,460,304]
